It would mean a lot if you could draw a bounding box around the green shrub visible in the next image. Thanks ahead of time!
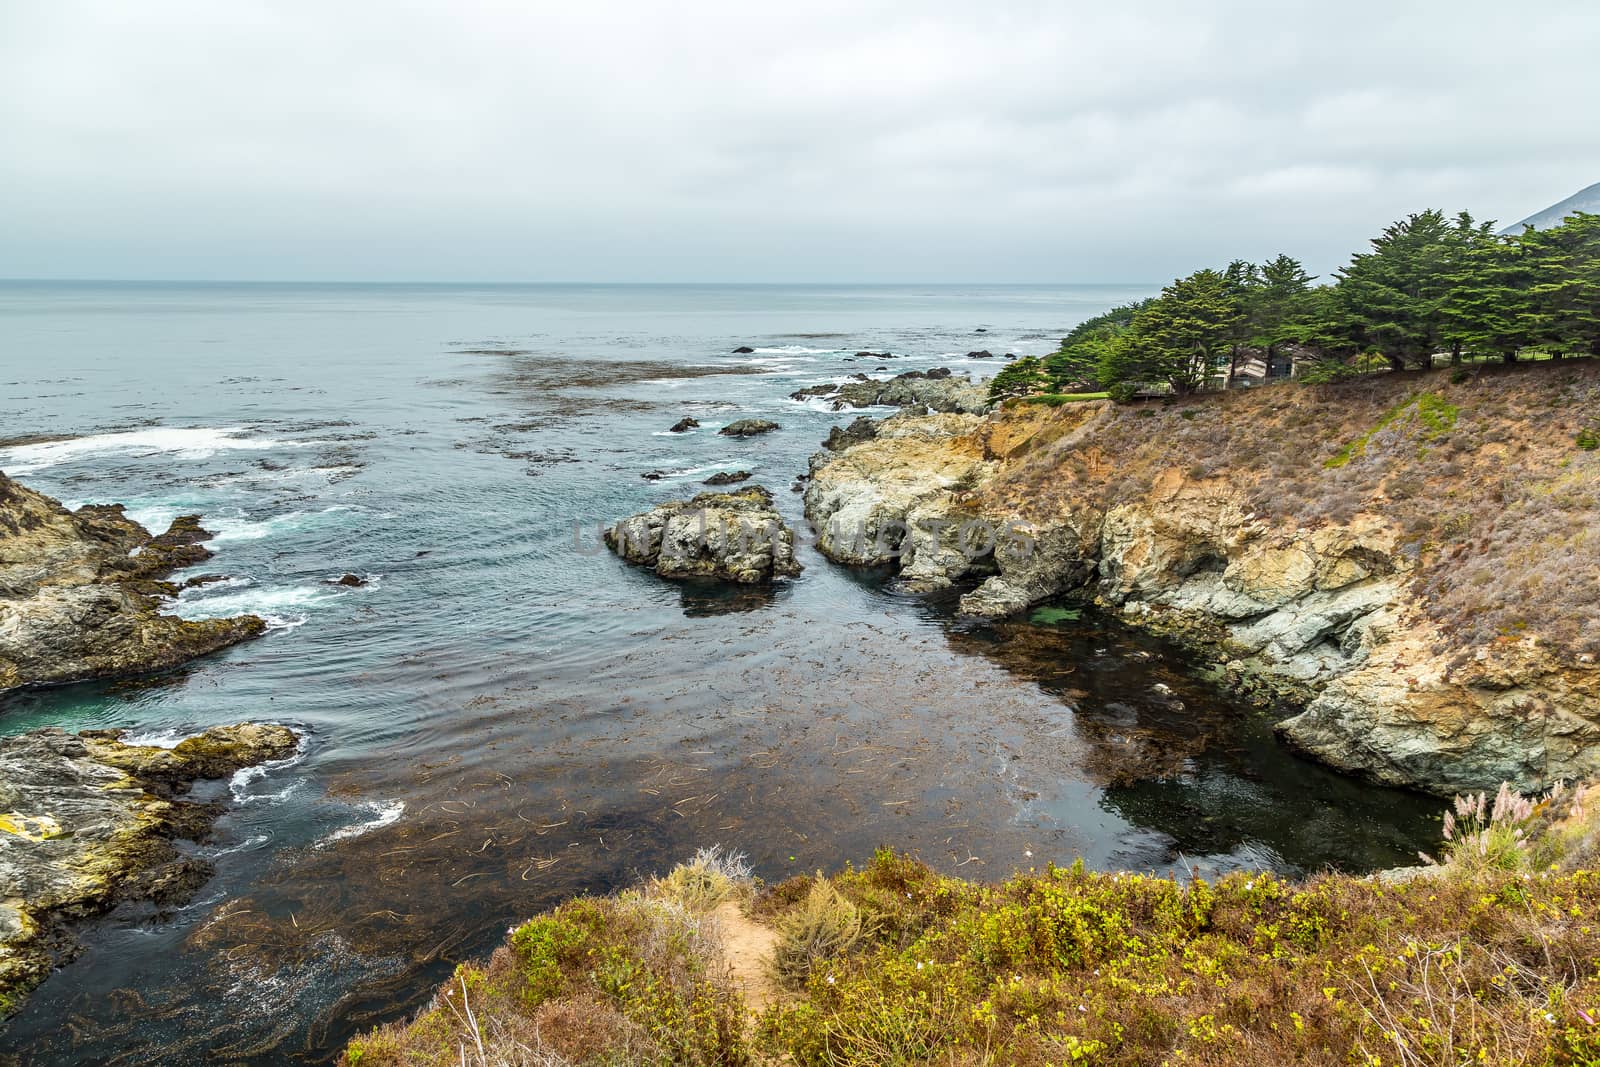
[1017,391,1111,407]
[773,875,866,986]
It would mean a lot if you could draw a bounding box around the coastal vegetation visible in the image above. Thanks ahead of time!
[989,210,1600,403]
[341,782,1600,1066]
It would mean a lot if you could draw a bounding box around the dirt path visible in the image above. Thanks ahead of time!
[714,898,782,1013]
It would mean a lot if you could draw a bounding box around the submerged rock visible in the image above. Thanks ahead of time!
[0,722,299,1015]
[731,346,755,354]
[328,573,368,588]
[966,350,995,359]
[604,486,801,583]
[702,470,752,486]
[789,369,986,415]
[668,416,701,433]
[0,472,265,694]
[718,419,780,438]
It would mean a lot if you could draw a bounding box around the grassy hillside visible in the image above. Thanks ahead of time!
[342,787,1600,1066]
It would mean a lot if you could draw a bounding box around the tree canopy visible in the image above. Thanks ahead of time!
[1011,209,1600,403]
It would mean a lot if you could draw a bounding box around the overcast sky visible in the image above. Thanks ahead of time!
[3,1,1598,283]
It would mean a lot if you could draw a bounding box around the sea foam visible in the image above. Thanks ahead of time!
[317,800,405,846]
[0,427,290,475]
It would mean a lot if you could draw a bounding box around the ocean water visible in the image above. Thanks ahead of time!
[0,282,1441,1064]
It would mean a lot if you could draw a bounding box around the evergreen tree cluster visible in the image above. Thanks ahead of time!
[996,210,1600,403]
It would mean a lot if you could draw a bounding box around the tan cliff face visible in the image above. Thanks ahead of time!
[802,362,1600,794]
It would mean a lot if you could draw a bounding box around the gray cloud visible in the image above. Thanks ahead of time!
[3,0,1597,282]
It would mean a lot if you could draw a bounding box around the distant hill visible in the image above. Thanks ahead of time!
[1502,180,1600,233]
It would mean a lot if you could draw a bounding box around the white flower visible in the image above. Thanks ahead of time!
[1024,850,1033,858]
[1078,1005,1087,1013]
[826,974,835,985]
[916,962,924,970]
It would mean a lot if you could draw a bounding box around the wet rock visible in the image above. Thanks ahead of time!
[718,419,780,438]
[642,470,668,481]
[181,573,228,590]
[788,369,985,415]
[966,350,995,359]
[0,472,265,694]
[731,346,755,354]
[605,486,801,583]
[328,573,367,588]
[702,470,752,486]
[0,723,299,1016]
[854,351,894,359]
[823,416,880,452]
[668,417,700,433]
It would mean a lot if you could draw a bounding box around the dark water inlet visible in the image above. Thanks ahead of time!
[0,282,1441,1064]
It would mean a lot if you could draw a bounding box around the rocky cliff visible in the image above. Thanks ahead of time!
[802,362,1600,794]
[0,723,300,1015]
[0,471,265,693]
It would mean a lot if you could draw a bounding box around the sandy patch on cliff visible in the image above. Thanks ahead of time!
[714,898,781,1013]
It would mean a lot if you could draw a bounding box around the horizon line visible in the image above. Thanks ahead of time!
[0,276,1157,288]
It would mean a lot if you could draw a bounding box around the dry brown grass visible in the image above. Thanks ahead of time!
[980,359,1600,657]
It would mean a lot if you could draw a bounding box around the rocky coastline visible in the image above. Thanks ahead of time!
[789,367,990,414]
[0,471,266,693]
[0,722,300,1016]
[799,364,1600,795]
